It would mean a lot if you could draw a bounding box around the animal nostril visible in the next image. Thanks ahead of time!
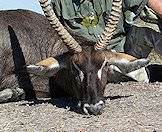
[83,103,91,115]
[83,100,105,115]
[91,101,105,115]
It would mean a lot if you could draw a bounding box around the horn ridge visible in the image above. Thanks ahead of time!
[95,0,122,50]
[39,0,82,53]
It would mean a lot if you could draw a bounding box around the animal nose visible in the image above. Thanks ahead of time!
[83,100,105,115]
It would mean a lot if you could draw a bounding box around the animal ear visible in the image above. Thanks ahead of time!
[107,53,150,74]
[27,57,65,77]
[108,65,149,82]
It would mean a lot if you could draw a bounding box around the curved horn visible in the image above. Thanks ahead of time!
[95,0,122,50]
[39,0,82,53]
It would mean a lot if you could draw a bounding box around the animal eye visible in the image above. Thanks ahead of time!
[104,62,108,67]
[72,62,84,82]
[103,63,109,71]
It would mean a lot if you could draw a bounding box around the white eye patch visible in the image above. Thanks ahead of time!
[109,65,121,73]
[73,62,84,82]
[97,69,102,80]
[97,58,108,80]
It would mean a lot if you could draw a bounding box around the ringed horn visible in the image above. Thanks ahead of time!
[38,0,82,53]
[94,0,122,50]
[39,0,122,52]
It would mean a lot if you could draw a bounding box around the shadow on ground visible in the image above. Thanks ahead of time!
[19,94,133,115]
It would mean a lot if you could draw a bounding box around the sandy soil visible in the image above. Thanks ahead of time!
[0,82,162,132]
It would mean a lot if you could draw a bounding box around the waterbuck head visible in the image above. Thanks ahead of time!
[27,0,149,115]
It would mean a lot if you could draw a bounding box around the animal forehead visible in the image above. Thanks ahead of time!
[72,51,106,70]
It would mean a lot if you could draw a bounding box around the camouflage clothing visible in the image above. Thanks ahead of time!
[51,0,149,52]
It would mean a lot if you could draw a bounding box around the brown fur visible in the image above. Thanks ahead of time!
[36,57,58,67]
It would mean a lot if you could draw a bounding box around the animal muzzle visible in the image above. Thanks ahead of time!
[82,100,105,115]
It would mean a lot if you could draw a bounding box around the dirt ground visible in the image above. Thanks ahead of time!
[0,82,161,132]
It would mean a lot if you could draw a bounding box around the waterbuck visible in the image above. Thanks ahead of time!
[0,0,149,115]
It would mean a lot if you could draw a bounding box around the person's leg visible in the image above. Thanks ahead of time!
[124,24,162,82]
[124,25,162,59]
[158,17,162,32]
